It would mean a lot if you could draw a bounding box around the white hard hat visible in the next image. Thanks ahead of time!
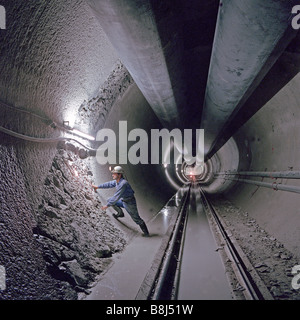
[111,166,124,174]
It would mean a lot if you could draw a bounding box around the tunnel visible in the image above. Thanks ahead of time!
[0,0,300,301]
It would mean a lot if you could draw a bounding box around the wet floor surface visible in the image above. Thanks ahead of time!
[85,186,233,300]
[85,234,164,300]
[85,192,184,300]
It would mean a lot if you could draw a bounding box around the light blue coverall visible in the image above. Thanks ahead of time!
[97,178,145,226]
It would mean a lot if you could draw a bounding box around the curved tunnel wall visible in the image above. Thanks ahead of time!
[0,0,120,299]
[0,0,300,299]
[92,68,300,258]
[0,0,119,209]
[227,74,300,256]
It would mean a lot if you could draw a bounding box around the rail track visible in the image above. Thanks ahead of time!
[136,183,273,300]
[199,188,273,300]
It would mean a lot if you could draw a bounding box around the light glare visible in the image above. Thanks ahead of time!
[72,129,95,141]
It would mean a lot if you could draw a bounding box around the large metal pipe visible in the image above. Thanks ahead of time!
[201,0,297,158]
[219,177,300,194]
[87,0,180,129]
[87,0,219,131]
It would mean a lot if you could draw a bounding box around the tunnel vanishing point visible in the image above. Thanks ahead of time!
[0,0,300,300]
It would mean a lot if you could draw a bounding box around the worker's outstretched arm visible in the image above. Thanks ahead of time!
[92,180,116,191]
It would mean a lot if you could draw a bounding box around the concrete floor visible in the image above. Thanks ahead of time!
[84,186,233,300]
[85,193,182,300]
[85,230,163,300]
[177,187,233,300]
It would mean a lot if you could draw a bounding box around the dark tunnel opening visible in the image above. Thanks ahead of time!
[0,0,300,301]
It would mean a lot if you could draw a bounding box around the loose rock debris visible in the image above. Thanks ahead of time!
[209,195,300,300]
[34,144,127,296]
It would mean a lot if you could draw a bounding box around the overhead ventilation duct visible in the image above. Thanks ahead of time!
[87,0,219,130]
[201,0,298,159]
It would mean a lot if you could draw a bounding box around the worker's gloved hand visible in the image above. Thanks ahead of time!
[92,185,98,192]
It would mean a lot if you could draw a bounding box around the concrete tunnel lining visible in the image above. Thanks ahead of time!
[201,0,299,157]
[0,0,300,300]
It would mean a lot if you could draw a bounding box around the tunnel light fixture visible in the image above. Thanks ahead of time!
[72,129,95,141]
[63,121,95,141]
[63,121,72,130]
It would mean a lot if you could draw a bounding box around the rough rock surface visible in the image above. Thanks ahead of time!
[0,53,132,299]
[0,140,76,300]
[33,142,127,295]
[76,61,134,133]
[210,195,300,300]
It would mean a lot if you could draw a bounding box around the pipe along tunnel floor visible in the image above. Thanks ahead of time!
[84,186,233,300]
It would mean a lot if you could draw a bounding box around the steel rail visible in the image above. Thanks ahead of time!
[137,183,274,300]
[150,185,191,300]
[170,196,190,300]
[199,188,268,300]
[136,185,191,300]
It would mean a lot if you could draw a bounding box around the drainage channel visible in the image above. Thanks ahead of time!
[199,188,274,300]
[176,185,233,299]
[136,183,232,300]
[136,183,273,300]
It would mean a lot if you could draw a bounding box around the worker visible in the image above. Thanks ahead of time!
[92,166,150,237]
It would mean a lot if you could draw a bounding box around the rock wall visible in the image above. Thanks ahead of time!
[0,138,76,299]
[0,0,119,212]
[0,137,128,299]
[76,61,134,134]
[0,58,133,299]
[33,141,127,295]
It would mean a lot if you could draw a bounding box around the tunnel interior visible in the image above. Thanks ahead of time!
[0,0,300,300]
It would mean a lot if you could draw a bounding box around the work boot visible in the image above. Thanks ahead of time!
[112,206,124,218]
[139,222,150,237]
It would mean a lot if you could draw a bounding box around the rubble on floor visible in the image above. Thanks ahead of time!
[210,195,300,300]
